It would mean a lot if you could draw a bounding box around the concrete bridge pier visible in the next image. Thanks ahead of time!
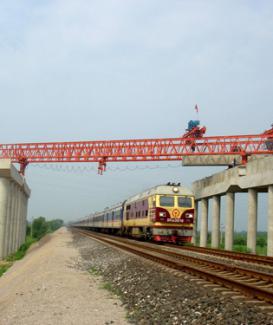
[225,192,235,251]
[211,195,221,248]
[3,181,12,257]
[0,178,10,258]
[247,189,257,253]
[200,198,208,247]
[11,183,18,253]
[268,185,273,256]
[0,160,30,260]
[191,201,198,245]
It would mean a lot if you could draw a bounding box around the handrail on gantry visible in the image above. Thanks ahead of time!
[0,126,273,175]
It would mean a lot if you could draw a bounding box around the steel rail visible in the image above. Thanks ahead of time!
[76,230,273,282]
[74,229,273,304]
[172,245,273,267]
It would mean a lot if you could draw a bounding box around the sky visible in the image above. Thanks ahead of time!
[0,0,272,230]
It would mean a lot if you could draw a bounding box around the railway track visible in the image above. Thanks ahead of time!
[73,228,273,306]
[170,245,273,267]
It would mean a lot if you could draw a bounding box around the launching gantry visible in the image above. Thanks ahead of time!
[0,121,272,175]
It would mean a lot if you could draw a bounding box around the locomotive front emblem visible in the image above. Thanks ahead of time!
[172,209,180,218]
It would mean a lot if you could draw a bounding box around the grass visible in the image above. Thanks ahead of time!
[0,236,37,277]
[255,245,267,256]
[88,266,122,297]
[232,245,252,253]
[0,262,12,277]
[195,231,268,255]
[88,266,101,276]
[6,236,37,262]
[101,281,122,297]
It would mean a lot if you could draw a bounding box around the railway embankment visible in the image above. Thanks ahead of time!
[0,228,128,325]
[72,229,273,325]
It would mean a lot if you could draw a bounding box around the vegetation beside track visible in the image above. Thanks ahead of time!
[89,266,122,298]
[195,231,267,255]
[0,217,64,277]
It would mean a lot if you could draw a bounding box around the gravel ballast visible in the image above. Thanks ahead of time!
[72,230,273,325]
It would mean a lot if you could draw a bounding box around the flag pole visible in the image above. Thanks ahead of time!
[195,104,199,120]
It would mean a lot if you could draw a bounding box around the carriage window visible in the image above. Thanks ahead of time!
[178,197,192,208]
[160,196,174,207]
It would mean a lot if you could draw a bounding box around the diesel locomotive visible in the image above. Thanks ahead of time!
[74,183,195,243]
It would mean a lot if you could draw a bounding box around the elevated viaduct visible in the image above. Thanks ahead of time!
[192,156,273,256]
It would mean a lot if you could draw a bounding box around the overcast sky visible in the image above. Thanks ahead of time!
[0,1,272,230]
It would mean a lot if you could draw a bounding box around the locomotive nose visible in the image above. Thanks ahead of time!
[172,209,180,218]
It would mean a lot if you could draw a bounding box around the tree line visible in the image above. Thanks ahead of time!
[27,217,64,240]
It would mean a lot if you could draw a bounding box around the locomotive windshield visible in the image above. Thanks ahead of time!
[159,196,174,207]
[178,197,192,208]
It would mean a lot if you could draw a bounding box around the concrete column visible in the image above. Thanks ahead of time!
[3,181,12,257]
[7,182,14,255]
[247,189,257,254]
[24,194,29,242]
[12,185,17,251]
[19,193,24,246]
[0,178,9,259]
[11,183,18,253]
[16,188,22,249]
[14,186,18,250]
[16,186,22,250]
[200,198,208,247]
[211,195,221,248]
[225,192,235,251]
[192,201,198,245]
[20,193,27,246]
[268,185,273,256]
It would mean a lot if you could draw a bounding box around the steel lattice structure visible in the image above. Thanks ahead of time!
[0,127,273,174]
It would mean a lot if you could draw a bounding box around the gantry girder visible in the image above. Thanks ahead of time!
[0,127,273,174]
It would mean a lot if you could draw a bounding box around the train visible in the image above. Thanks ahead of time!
[73,183,195,243]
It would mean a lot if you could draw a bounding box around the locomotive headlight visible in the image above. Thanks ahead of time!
[172,186,179,193]
[185,213,193,218]
[159,212,166,217]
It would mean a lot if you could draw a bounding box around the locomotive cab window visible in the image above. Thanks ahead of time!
[178,197,192,208]
[159,196,174,207]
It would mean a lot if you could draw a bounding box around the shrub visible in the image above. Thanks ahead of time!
[257,236,267,247]
[47,219,64,232]
[32,217,48,239]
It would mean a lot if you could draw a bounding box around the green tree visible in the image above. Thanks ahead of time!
[32,217,48,239]
[47,219,64,232]
[26,222,31,236]
[257,236,267,247]
[233,234,246,246]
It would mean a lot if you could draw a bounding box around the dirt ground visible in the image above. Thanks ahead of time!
[0,228,129,325]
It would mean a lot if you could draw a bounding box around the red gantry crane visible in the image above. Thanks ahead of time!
[0,121,273,175]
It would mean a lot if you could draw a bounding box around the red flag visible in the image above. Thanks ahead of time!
[195,104,199,113]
